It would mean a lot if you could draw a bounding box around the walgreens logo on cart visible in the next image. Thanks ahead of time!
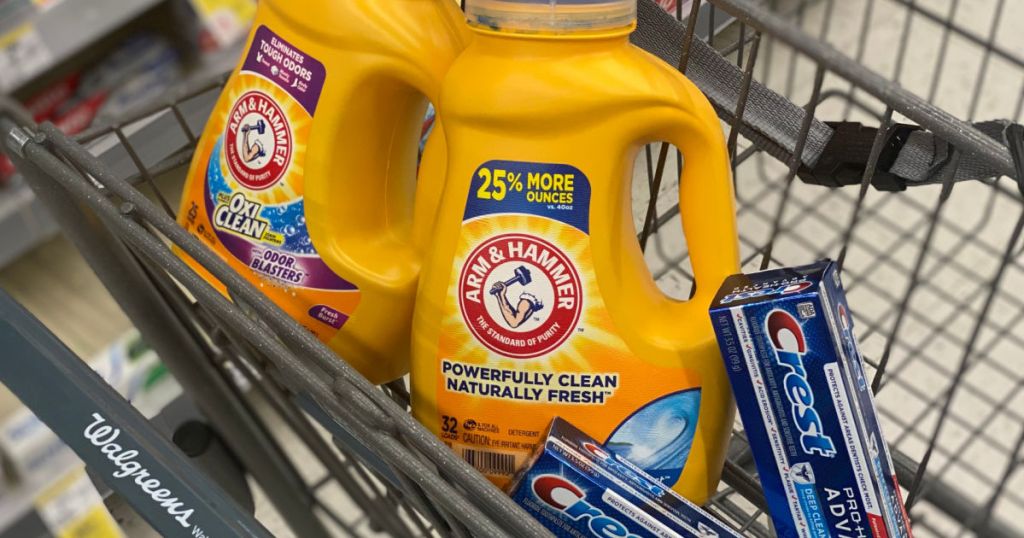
[83,413,200,532]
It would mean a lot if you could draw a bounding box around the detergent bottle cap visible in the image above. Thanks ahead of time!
[466,0,636,34]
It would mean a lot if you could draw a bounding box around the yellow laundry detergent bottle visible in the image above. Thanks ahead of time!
[176,0,469,384]
[411,0,740,503]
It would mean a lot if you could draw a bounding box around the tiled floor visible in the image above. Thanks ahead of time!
[2,0,1023,536]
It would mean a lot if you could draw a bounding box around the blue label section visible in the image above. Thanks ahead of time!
[464,160,591,234]
[207,139,313,254]
[795,481,832,538]
[605,389,700,486]
[205,139,357,291]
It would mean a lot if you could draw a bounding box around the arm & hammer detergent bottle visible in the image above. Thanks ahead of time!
[411,0,740,503]
[176,0,470,384]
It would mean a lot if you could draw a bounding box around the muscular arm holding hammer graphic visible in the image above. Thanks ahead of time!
[241,119,267,162]
[490,266,543,329]
[492,282,534,328]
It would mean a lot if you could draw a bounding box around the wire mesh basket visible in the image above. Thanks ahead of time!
[2,0,1023,536]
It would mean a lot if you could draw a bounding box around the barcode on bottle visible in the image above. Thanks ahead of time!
[460,448,517,476]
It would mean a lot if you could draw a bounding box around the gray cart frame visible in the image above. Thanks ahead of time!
[2,0,1023,536]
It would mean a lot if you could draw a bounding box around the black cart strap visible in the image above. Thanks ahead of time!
[632,0,1020,190]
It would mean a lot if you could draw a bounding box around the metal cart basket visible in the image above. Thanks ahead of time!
[1,0,1022,536]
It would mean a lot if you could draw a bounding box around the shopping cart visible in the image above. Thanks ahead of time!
[1,0,1022,536]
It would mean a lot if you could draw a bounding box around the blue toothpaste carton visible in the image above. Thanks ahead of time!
[709,260,913,538]
[508,417,742,538]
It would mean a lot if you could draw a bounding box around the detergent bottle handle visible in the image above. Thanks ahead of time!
[411,123,448,252]
[304,0,467,293]
[646,76,740,318]
[305,66,439,291]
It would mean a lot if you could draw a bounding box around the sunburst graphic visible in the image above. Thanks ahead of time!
[214,73,309,206]
[439,213,631,376]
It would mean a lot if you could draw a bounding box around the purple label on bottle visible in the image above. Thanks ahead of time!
[213,229,359,291]
[241,26,326,115]
[203,168,358,291]
[309,305,348,329]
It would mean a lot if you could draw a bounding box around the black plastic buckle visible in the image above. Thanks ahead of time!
[797,122,919,192]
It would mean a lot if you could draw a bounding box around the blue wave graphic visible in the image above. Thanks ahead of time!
[605,389,701,486]
[207,138,316,255]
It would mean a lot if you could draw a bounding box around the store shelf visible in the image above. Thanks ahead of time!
[0,86,220,268]
[0,44,236,269]
[0,87,219,269]
[0,0,166,93]
[85,82,221,181]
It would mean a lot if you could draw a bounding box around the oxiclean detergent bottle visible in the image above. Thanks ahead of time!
[177,0,469,384]
[411,0,740,503]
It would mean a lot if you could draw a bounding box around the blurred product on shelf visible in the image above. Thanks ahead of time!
[657,0,680,12]
[0,330,177,537]
[186,0,256,52]
[509,417,742,538]
[11,467,124,538]
[710,261,914,538]
[0,34,182,184]
[0,330,176,488]
[0,0,63,15]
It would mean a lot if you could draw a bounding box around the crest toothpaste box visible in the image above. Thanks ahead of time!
[709,260,914,538]
[508,417,741,538]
